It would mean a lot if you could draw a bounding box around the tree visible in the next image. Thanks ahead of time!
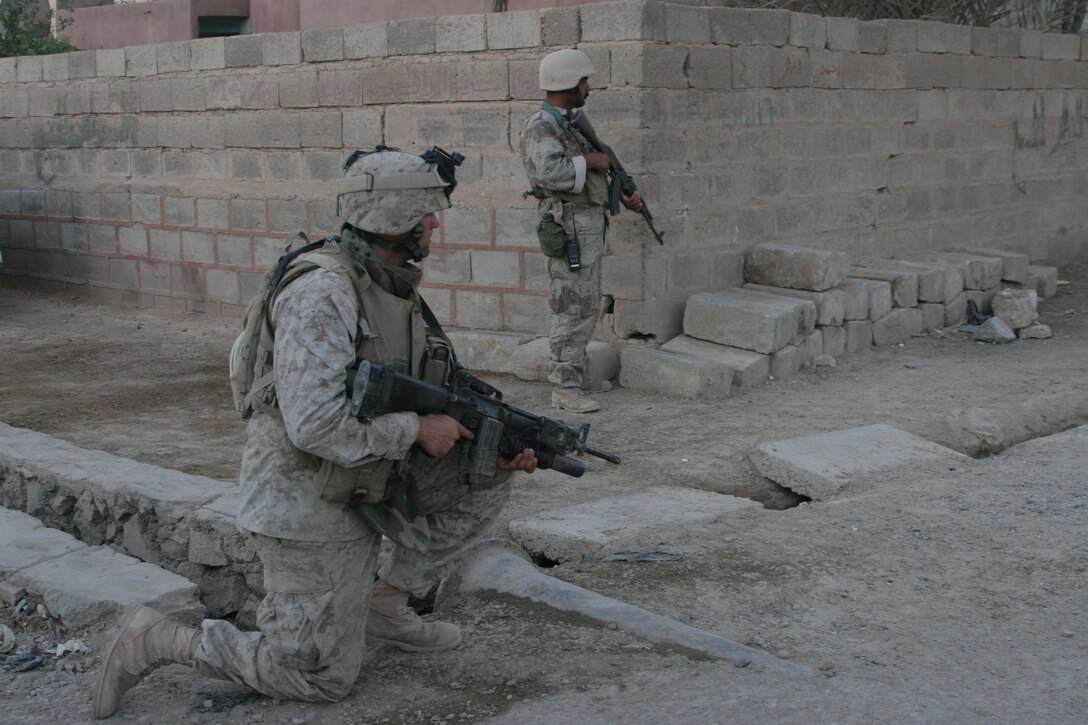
[0,0,78,58]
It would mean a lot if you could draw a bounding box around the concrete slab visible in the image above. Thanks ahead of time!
[748,423,971,500]
[844,277,893,321]
[1026,265,1058,298]
[0,507,85,577]
[908,252,1002,291]
[872,308,924,346]
[837,278,869,320]
[1,507,204,629]
[508,486,760,564]
[618,346,733,398]
[444,329,533,375]
[744,243,849,291]
[857,257,963,302]
[659,335,770,388]
[743,283,846,326]
[683,288,815,354]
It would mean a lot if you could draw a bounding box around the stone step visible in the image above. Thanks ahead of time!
[856,257,963,303]
[1026,265,1059,298]
[0,507,203,629]
[843,277,892,321]
[744,243,849,291]
[508,337,619,386]
[948,247,1029,283]
[683,288,816,354]
[748,423,971,500]
[872,307,924,345]
[445,329,533,375]
[743,283,846,326]
[618,346,734,399]
[658,335,769,388]
[507,486,760,564]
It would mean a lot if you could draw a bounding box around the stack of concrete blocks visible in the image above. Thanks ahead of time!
[613,242,1062,398]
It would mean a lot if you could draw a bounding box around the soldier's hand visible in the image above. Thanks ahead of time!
[497,447,538,474]
[620,189,643,213]
[416,414,474,458]
[584,152,612,173]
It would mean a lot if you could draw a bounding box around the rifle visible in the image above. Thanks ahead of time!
[569,110,666,245]
[346,360,620,489]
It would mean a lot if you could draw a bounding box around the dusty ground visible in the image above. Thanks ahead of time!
[1,261,1087,723]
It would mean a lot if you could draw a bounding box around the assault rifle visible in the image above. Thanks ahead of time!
[569,110,666,245]
[346,360,620,488]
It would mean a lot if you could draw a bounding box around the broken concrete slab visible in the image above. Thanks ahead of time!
[847,265,919,308]
[618,346,733,398]
[974,316,1016,343]
[743,283,846,326]
[950,247,1029,283]
[683,288,815,354]
[509,338,619,385]
[508,486,760,564]
[1,507,204,629]
[659,335,769,388]
[744,243,849,291]
[748,423,971,500]
[1018,323,1052,339]
[992,288,1038,330]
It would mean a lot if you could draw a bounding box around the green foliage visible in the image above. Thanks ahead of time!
[0,0,78,57]
[764,0,1086,32]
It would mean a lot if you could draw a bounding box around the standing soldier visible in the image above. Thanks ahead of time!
[520,48,643,413]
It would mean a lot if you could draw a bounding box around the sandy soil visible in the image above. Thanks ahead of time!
[1,261,1086,723]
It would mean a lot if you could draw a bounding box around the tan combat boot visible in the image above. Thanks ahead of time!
[551,385,600,413]
[93,606,201,719]
[366,580,461,653]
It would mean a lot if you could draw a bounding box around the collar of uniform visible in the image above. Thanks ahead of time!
[340,225,423,299]
[541,100,573,132]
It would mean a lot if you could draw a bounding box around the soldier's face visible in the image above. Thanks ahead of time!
[571,78,591,108]
[419,212,441,251]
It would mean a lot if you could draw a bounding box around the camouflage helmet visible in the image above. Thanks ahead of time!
[539,48,595,91]
[336,148,451,236]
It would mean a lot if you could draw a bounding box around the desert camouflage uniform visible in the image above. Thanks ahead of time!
[193,259,511,702]
[520,106,609,388]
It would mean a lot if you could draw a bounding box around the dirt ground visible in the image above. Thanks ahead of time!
[1,261,1087,723]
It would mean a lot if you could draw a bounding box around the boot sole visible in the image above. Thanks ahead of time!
[92,605,148,719]
[365,631,462,653]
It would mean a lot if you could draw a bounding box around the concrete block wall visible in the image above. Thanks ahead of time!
[1,1,1087,342]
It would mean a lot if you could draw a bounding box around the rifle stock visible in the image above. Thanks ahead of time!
[569,111,666,245]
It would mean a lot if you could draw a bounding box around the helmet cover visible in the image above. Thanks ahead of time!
[538,48,596,92]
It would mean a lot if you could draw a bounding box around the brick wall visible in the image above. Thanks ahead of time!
[2,1,1087,340]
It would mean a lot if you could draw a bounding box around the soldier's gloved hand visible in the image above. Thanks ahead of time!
[497,448,538,474]
[620,188,643,213]
[584,152,612,173]
[416,414,474,458]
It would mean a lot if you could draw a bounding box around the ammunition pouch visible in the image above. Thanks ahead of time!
[536,211,566,258]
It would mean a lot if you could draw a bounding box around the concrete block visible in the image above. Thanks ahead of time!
[436,15,487,52]
[541,7,580,47]
[847,265,918,308]
[819,325,846,357]
[1025,265,1058,298]
[844,319,872,352]
[190,38,226,71]
[1020,29,1043,58]
[769,343,800,379]
[789,12,825,49]
[909,252,1001,290]
[440,329,529,375]
[389,18,436,55]
[684,288,815,354]
[508,486,759,564]
[749,423,970,499]
[944,292,967,326]
[1040,31,1080,60]
[156,42,191,73]
[858,21,886,54]
[125,45,157,77]
[919,303,945,330]
[825,17,859,51]
[916,21,970,54]
[744,243,849,291]
[619,346,734,398]
[801,329,822,364]
[837,279,869,321]
[42,54,69,82]
[950,247,1028,283]
[510,338,618,385]
[225,34,263,67]
[263,32,302,65]
[659,335,769,388]
[872,258,964,302]
[580,0,663,42]
[0,57,16,83]
[749,9,790,46]
[710,7,753,46]
[964,287,999,315]
[872,307,923,345]
[302,28,344,62]
[486,11,541,49]
[992,288,1038,329]
[95,49,125,77]
[666,4,710,44]
[844,277,892,321]
[743,282,846,326]
[344,23,388,59]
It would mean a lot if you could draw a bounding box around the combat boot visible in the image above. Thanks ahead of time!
[93,606,201,719]
[551,385,600,413]
[366,580,461,653]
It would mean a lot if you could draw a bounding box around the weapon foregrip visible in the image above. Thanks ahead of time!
[536,449,586,478]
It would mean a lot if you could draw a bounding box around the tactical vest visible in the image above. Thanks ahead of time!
[259,243,451,504]
[530,104,610,209]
